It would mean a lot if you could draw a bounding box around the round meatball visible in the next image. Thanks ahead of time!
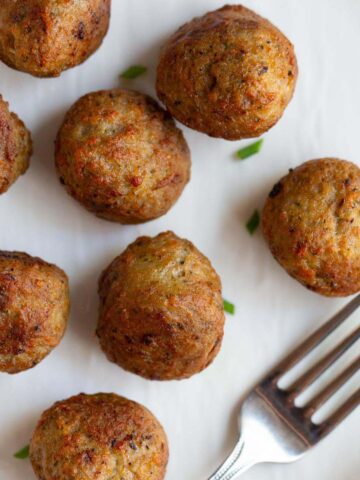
[156,5,297,140]
[30,393,168,480]
[97,231,225,380]
[0,96,32,194]
[0,0,111,77]
[55,89,191,224]
[0,251,70,373]
[262,158,360,297]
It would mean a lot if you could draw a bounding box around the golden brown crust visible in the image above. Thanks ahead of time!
[97,231,225,380]
[55,89,191,224]
[156,4,297,140]
[0,251,70,373]
[0,0,111,77]
[30,393,168,480]
[0,96,32,194]
[262,158,360,297]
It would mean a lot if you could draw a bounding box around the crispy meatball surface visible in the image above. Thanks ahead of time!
[0,252,69,373]
[55,89,191,224]
[262,158,360,297]
[97,231,225,380]
[30,393,169,480]
[0,96,31,194]
[0,0,111,77]
[156,4,297,140]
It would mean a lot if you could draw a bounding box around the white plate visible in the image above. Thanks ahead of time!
[0,1,359,479]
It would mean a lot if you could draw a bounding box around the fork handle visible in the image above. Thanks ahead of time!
[207,436,254,480]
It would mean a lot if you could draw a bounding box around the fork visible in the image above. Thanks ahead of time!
[208,295,360,479]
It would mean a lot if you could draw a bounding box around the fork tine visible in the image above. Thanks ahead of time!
[318,388,360,439]
[304,355,360,417]
[269,294,360,382]
[287,326,360,397]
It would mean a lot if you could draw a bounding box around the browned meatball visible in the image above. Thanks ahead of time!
[30,393,168,480]
[262,158,360,297]
[55,89,191,224]
[0,0,111,77]
[0,96,32,194]
[0,252,70,373]
[156,4,297,140]
[97,231,225,380]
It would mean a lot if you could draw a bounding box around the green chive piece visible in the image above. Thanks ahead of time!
[246,209,260,235]
[236,139,264,160]
[121,65,147,80]
[223,299,235,315]
[14,445,30,459]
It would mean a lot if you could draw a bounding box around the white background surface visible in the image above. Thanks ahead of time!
[0,1,359,479]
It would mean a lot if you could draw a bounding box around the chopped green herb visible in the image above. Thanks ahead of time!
[236,139,264,160]
[223,299,235,315]
[121,65,147,80]
[246,209,260,235]
[14,445,30,459]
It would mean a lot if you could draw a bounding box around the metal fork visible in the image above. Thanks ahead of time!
[208,295,360,479]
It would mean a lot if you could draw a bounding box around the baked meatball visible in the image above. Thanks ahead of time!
[0,252,69,373]
[0,96,31,194]
[55,89,191,224]
[30,393,168,480]
[0,0,111,77]
[262,158,360,297]
[156,4,297,140]
[97,231,225,380]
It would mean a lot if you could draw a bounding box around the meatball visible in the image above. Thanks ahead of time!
[55,89,191,224]
[0,251,70,373]
[0,96,32,194]
[0,0,111,77]
[97,231,225,380]
[30,393,168,480]
[156,4,297,141]
[262,158,360,297]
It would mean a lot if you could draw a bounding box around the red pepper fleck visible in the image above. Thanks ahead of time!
[130,176,143,187]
